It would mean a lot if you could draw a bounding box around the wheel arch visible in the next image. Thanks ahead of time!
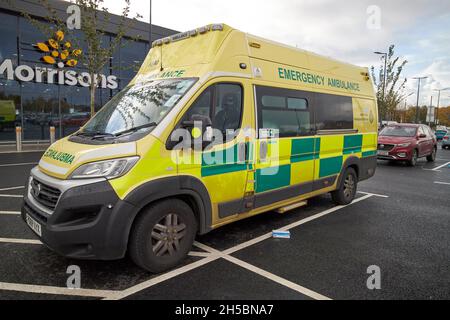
[336,156,361,188]
[124,175,213,237]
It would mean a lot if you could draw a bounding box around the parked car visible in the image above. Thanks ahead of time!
[64,113,90,127]
[435,129,448,141]
[442,134,450,150]
[48,115,64,127]
[377,124,437,166]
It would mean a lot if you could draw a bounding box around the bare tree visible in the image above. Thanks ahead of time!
[371,45,408,121]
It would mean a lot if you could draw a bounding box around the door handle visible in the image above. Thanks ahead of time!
[260,141,268,161]
[238,143,246,162]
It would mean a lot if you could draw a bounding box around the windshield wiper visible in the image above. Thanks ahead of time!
[75,131,116,139]
[114,122,158,137]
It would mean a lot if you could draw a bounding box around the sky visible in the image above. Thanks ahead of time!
[99,0,450,107]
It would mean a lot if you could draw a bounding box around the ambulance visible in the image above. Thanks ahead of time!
[22,24,378,272]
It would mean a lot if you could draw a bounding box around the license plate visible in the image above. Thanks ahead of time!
[26,214,42,237]
[377,150,389,156]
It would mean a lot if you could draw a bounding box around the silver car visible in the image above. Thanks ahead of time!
[442,133,450,149]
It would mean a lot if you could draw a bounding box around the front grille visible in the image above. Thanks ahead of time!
[377,143,395,151]
[24,201,48,223]
[30,178,61,211]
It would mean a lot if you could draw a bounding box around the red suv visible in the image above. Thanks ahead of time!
[377,124,437,166]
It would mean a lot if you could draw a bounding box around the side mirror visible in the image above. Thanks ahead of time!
[181,114,214,149]
[418,133,427,139]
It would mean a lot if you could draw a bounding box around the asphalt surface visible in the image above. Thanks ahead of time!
[0,145,449,300]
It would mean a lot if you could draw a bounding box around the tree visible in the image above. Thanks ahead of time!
[371,45,408,122]
[437,106,450,127]
[15,0,142,118]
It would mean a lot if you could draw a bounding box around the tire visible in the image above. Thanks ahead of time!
[426,147,436,162]
[129,199,197,273]
[408,149,418,167]
[331,167,357,205]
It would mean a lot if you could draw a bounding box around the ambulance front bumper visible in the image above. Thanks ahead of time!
[21,167,137,260]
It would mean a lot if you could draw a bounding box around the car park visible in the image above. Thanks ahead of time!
[377,124,437,166]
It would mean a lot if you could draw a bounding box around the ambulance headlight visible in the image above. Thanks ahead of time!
[69,156,139,180]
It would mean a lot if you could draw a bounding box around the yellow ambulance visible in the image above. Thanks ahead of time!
[22,24,378,272]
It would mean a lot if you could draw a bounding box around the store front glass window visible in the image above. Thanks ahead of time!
[0,13,19,141]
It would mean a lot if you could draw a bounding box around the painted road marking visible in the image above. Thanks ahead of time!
[0,162,37,167]
[3,194,382,300]
[358,191,389,198]
[103,255,221,300]
[188,251,212,258]
[0,238,42,245]
[103,194,377,300]
[194,242,331,300]
[0,194,23,198]
[432,162,450,171]
[434,181,450,185]
[0,186,25,192]
[0,282,119,298]
[224,194,374,256]
[0,150,45,154]
[0,211,21,215]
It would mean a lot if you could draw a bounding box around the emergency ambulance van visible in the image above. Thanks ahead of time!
[22,24,378,272]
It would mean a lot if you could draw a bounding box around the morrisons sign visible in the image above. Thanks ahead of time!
[0,59,118,90]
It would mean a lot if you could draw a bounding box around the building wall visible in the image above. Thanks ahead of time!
[0,1,177,142]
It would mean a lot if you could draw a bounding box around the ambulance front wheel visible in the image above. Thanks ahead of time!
[129,199,197,273]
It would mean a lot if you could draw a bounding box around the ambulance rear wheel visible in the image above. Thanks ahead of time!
[331,167,357,205]
[129,199,197,273]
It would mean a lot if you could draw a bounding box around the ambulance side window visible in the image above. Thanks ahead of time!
[183,87,213,120]
[256,85,313,138]
[314,93,353,130]
[182,83,243,137]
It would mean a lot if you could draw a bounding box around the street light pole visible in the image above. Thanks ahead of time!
[401,92,414,123]
[428,95,433,127]
[374,51,388,124]
[149,0,153,46]
[434,87,450,125]
[413,76,428,124]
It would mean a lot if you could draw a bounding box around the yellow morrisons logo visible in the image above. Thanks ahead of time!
[35,30,82,68]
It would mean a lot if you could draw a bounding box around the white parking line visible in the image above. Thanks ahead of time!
[0,282,119,298]
[104,194,376,300]
[194,242,330,300]
[434,181,450,185]
[0,238,42,245]
[224,194,373,255]
[0,211,21,215]
[188,251,212,258]
[432,161,450,171]
[0,162,37,167]
[0,194,23,198]
[5,193,382,300]
[103,255,221,300]
[358,191,389,198]
[0,186,24,192]
[225,255,331,300]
